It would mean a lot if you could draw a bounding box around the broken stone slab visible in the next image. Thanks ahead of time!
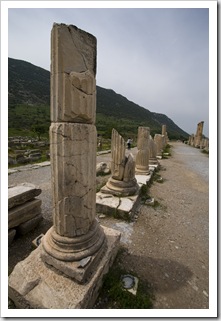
[16,214,43,235]
[117,197,139,219]
[8,229,16,245]
[96,192,140,220]
[135,174,152,187]
[8,199,42,229]
[96,192,120,216]
[8,225,121,309]
[8,183,42,209]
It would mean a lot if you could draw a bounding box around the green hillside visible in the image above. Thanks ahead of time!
[8,57,189,140]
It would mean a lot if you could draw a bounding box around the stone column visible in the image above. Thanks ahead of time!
[162,124,166,136]
[194,121,204,147]
[154,134,163,156]
[149,135,158,165]
[8,23,121,309]
[135,127,150,174]
[101,128,139,196]
[40,23,106,282]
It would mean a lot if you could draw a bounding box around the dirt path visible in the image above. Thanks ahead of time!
[8,142,209,309]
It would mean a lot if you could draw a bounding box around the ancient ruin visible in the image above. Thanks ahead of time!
[187,121,209,152]
[154,133,164,156]
[8,183,42,244]
[135,126,150,175]
[8,23,120,309]
[101,128,139,197]
[149,135,158,165]
[194,121,204,148]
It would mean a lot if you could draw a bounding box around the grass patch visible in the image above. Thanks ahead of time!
[201,149,209,155]
[95,249,153,309]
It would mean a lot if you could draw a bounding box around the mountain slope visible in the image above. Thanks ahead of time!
[8,57,189,139]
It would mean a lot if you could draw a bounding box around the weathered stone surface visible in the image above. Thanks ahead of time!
[8,226,121,309]
[49,122,97,237]
[8,199,42,229]
[8,229,16,245]
[8,183,42,209]
[17,214,43,235]
[51,24,96,123]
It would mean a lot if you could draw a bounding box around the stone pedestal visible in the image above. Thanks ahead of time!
[8,226,120,309]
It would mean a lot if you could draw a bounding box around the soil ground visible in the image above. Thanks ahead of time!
[8,141,209,310]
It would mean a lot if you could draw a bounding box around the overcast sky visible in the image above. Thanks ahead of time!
[6,2,215,137]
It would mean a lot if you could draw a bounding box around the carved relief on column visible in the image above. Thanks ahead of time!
[101,129,138,197]
[135,127,150,174]
[40,23,106,283]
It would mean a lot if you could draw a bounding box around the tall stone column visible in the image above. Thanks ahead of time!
[8,23,120,309]
[40,24,107,282]
[135,127,150,174]
[149,135,158,165]
[162,124,166,136]
[194,121,204,147]
[154,133,163,156]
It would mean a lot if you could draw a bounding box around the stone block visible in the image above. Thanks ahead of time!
[96,193,120,216]
[17,214,43,235]
[8,199,42,229]
[51,24,96,123]
[8,225,121,309]
[8,183,42,209]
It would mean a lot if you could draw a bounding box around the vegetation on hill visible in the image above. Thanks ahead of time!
[8,57,189,140]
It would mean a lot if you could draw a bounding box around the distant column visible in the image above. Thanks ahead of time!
[41,23,106,282]
[135,126,150,174]
[154,134,163,156]
[149,135,158,165]
[101,128,139,196]
[194,121,204,147]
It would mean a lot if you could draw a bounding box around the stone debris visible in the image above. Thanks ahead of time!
[8,183,42,244]
[8,182,41,209]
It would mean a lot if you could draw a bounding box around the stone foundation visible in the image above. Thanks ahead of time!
[8,226,120,309]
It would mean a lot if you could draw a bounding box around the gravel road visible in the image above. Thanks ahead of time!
[8,142,209,309]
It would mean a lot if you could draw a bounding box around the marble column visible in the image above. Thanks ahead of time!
[101,128,139,196]
[149,135,158,165]
[194,121,204,147]
[8,23,121,309]
[154,134,163,156]
[40,23,106,282]
[135,126,150,174]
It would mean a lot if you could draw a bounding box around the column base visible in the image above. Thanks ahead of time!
[8,225,121,309]
[101,177,139,197]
